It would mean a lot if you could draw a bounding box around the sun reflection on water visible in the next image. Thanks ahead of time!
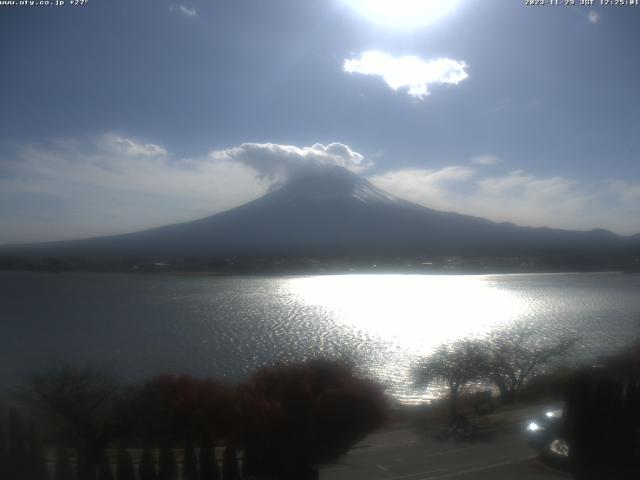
[285,274,533,402]
[287,274,529,353]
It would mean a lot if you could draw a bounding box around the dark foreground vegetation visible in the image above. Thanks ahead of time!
[0,359,388,480]
[563,342,640,478]
[409,339,640,479]
[414,323,577,419]
[2,334,639,480]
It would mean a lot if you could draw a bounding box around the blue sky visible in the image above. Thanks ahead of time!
[1,0,640,243]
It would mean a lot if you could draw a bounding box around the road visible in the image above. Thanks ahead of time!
[320,424,570,480]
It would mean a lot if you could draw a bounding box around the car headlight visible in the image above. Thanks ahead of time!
[527,421,544,433]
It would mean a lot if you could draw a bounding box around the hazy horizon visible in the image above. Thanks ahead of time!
[2,164,639,248]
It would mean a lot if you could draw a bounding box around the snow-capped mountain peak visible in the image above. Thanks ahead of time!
[266,165,400,205]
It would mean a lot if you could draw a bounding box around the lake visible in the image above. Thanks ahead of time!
[1,271,639,403]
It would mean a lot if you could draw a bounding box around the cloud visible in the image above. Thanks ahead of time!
[211,142,372,183]
[471,155,501,166]
[588,10,600,24]
[343,51,469,99]
[368,166,640,235]
[368,166,475,213]
[169,5,196,17]
[0,137,370,244]
[0,136,265,243]
[109,136,168,157]
[609,181,640,203]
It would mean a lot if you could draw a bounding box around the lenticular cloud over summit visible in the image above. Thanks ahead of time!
[210,142,373,182]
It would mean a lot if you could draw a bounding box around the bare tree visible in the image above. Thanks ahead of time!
[483,324,577,404]
[414,340,486,419]
[21,366,132,479]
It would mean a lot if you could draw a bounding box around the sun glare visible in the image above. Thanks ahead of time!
[287,275,527,353]
[343,0,460,29]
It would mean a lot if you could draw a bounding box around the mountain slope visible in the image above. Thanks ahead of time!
[1,166,637,262]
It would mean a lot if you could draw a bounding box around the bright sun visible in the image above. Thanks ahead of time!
[343,0,460,29]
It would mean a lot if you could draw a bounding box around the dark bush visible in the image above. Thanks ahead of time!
[564,344,640,478]
[135,376,234,444]
[516,367,573,403]
[236,359,388,474]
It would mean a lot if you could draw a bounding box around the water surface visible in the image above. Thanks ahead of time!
[1,271,638,402]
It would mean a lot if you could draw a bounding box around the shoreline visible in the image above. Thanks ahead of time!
[0,267,629,278]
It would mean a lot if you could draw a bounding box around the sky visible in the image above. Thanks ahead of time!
[1,0,640,244]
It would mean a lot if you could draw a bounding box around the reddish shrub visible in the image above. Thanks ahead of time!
[135,375,234,443]
[236,359,388,471]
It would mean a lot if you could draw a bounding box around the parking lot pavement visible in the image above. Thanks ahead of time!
[320,425,571,480]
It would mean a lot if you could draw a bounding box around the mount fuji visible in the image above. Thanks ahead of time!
[1,166,638,267]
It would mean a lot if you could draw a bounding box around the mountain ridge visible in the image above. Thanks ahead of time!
[1,166,638,270]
